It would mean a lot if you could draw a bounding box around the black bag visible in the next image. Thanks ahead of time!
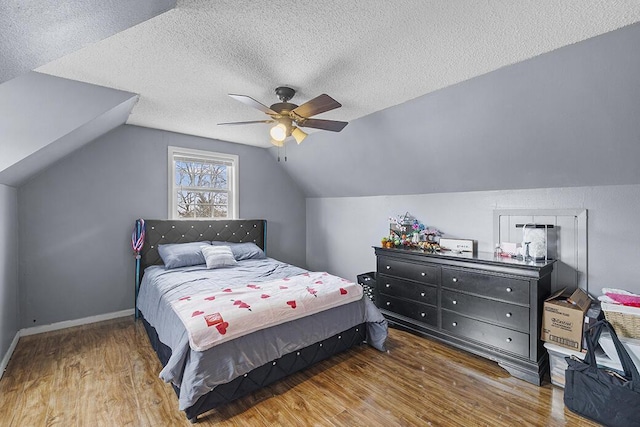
[564,319,640,427]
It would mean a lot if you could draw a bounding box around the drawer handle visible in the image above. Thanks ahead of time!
[506,287,513,293]
[506,338,512,343]
[421,272,426,276]
[452,322,458,327]
[420,292,425,297]
[452,277,458,283]
[452,300,457,305]
[505,312,512,318]
[420,312,426,317]
[385,284,391,288]
[386,265,391,270]
[386,302,391,306]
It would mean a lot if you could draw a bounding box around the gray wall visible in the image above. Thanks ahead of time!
[0,184,19,358]
[18,125,306,327]
[278,21,640,198]
[302,23,640,297]
[306,185,640,296]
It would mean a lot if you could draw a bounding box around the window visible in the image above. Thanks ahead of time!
[168,147,238,219]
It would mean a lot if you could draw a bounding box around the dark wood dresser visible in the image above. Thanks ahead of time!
[374,246,555,385]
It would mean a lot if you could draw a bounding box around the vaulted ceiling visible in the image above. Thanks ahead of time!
[5,1,639,148]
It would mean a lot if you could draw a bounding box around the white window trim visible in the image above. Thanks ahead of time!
[168,146,239,219]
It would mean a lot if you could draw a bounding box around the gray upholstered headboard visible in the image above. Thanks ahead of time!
[138,219,266,273]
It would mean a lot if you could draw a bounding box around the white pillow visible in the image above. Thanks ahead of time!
[200,245,237,269]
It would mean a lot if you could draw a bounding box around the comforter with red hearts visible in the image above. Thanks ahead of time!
[170,272,363,351]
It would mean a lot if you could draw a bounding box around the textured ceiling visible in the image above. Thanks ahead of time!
[0,0,175,83]
[36,0,640,148]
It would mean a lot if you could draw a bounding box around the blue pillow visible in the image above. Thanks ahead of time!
[157,241,211,269]
[211,242,266,261]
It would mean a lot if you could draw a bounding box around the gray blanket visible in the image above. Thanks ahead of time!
[137,258,387,410]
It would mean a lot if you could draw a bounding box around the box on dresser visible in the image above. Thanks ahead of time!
[374,246,555,385]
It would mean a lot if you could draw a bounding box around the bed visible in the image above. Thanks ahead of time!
[134,219,387,423]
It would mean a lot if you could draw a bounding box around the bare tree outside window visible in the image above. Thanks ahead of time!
[169,148,238,219]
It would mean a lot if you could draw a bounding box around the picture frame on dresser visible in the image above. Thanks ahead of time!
[374,246,555,385]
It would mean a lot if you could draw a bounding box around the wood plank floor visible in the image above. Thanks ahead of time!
[0,316,598,426]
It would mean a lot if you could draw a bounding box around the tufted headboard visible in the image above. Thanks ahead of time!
[137,219,266,274]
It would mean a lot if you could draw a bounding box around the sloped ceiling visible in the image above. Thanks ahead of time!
[0,0,175,83]
[34,0,640,148]
[0,72,138,186]
[280,22,640,197]
[0,1,170,186]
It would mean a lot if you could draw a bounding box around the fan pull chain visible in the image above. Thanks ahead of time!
[284,142,287,162]
[277,145,280,162]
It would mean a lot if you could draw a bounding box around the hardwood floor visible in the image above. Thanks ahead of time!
[0,316,598,426]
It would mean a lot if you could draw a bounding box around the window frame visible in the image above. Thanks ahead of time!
[168,146,239,220]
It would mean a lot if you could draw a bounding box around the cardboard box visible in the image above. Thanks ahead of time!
[541,288,592,351]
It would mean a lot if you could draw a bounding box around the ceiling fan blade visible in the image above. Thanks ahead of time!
[218,120,274,126]
[229,94,277,115]
[292,94,341,118]
[299,118,348,132]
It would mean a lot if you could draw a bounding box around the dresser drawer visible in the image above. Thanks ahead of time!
[441,310,529,358]
[441,290,530,333]
[442,268,529,305]
[377,256,439,285]
[379,295,437,327]
[378,275,437,305]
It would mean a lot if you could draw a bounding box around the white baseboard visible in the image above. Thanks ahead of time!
[0,331,21,380]
[20,309,135,337]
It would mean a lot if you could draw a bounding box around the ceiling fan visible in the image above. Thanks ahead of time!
[218,86,348,146]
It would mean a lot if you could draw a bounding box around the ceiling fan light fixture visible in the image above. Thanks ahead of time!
[222,88,348,150]
[269,123,288,142]
[292,127,308,144]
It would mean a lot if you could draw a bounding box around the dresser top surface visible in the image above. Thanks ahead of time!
[374,246,556,272]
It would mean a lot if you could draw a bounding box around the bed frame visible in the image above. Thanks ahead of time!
[135,219,366,423]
